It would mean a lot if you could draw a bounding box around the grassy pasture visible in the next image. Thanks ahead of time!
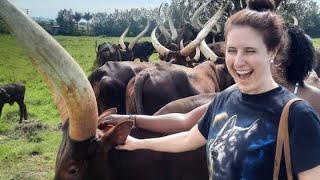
[0,34,319,179]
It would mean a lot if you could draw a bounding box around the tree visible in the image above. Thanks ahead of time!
[83,12,93,34]
[0,17,9,34]
[56,9,75,35]
[278,0,320,37]
[73,11,82,34]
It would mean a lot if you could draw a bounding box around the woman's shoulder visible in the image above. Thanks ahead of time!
[289,99,320,122]
[297,83,320,114]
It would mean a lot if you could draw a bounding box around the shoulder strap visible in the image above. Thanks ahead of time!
[273,98,303,180]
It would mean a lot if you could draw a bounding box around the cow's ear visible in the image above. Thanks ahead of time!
[101,120,134,146]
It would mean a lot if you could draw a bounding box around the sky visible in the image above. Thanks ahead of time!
[9,0,320,19]
[10,0,171,19]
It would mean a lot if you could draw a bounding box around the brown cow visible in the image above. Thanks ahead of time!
[125,61,222,115]
[0,1,209,180]
[88,61,154,114]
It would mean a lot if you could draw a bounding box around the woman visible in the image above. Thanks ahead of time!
[101,0,320,179]
[101,23,320,135]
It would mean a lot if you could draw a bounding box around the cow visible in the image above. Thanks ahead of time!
[154,92,215,115]
[96,42,124,66]
[130,41,155,62]
[0,1,209,180]
[118,21,155,62]
[95,22,152,67]
[125,60,222,115]
[0,82,27,123]
[88,61,154,115]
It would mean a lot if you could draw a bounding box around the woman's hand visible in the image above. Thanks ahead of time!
[115,135,141,151]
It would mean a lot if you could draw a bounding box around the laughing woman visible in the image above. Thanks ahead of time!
[103,0,320,179]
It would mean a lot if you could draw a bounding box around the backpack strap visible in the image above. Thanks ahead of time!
[273,98,303,180]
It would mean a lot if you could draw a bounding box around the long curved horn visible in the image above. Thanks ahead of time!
[0,0,98,141]
[156,3,172,42]
[128,21,150,50]
[194,46,201,62]
[292,15,298,26]
[198,17,218,36]
[191,0,212,32]
[151,26,170,56]
[119,23,130,50]
[180,1,228,56]
[199,40,218,62]
[182,7,190,24]
[167,11,178,42]
[180,40,200,62]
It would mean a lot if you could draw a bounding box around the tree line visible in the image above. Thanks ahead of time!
[1,0,320,37]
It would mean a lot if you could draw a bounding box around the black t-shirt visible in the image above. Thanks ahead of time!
[198,86,320,180]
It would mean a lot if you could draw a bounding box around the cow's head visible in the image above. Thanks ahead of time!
[96,42,122,66]
[0,1,133,179]
[55,116,133,180]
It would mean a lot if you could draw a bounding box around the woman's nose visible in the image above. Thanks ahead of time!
[234,53,245,66]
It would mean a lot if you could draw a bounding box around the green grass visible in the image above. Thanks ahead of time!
[0,34,319,179]
[0,34,158,179]
[313,38,320,48]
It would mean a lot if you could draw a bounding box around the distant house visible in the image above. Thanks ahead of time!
[48,25,60,35]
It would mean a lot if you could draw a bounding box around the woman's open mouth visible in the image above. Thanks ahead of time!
[236,70,253,80]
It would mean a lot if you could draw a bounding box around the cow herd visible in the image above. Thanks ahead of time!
[1,0,320,179]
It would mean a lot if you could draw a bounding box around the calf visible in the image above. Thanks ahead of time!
[0,82,27,123]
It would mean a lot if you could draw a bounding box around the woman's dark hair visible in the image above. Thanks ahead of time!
[224,0,286,52]
[281,24,316,85]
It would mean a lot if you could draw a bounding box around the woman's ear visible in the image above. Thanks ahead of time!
[270,46,281,60]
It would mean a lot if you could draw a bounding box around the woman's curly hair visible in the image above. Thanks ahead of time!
[282,23,316,86]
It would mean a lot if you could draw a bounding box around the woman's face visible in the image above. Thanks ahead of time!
[225,25,278,94]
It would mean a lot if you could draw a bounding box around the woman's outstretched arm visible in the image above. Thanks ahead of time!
[116,124,207,152]
[100,103,209,134]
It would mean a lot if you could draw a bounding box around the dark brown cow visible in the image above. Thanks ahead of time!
[0,82,27,123]
[96,42,126,66]
[154,92,215,115]
[125,61,221,115]
[88,61,154,115]
[95,22,152,66]
[152,63,234,116]
[118,21,155,62]
[0,1,209,180]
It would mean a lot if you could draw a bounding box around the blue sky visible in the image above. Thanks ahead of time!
[10,0,171,19]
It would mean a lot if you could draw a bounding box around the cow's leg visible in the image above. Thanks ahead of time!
[18,102,27,123]
[0,103,4,118]
[22,102,27,120]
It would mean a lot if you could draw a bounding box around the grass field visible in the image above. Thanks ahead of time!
[0,34,319,179]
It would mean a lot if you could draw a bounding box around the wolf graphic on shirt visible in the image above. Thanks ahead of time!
[207,115,276,180]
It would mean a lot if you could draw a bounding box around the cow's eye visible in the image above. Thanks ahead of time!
[68,165,78,175]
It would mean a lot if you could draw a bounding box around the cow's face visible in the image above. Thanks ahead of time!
[119,49,133,61]
[54,119,133,180]
[164,52,188,66]
[96,43,121,67]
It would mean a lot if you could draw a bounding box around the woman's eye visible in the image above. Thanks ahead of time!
[245,49,256,53]
[227,49,236,53]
